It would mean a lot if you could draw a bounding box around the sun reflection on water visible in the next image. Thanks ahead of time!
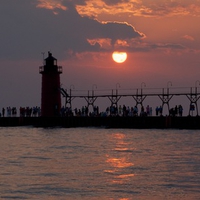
[106,157,134,168]
[104,132,135,184]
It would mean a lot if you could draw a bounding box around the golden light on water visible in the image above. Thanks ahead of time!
[104,132,135,184]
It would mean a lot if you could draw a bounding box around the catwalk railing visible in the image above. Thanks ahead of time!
[60,86,200,116]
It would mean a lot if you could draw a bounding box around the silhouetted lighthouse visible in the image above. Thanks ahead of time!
[39,52,62,116]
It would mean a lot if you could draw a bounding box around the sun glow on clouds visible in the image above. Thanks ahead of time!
[87,38,111,48]
[36,0,67,12]
[35,0,200,18]
[87,38,130,49]
[76,0,200,18]
[76,0,141,18]
[182,35,195,41]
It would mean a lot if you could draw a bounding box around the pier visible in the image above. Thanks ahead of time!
[0,116,200,129]
[1,85,200,129]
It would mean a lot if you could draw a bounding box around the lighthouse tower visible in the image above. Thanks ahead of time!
[39,52,62,117]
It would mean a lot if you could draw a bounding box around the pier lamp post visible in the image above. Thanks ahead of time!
[116,83,120,96]
[70,84,74,96]
[70,84,75,109]
[141,82,146,95]
[167,81,172,94]
[92,84,97,96]
[195,80,200,94]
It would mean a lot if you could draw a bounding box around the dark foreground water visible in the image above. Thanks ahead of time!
[0,127,200,200]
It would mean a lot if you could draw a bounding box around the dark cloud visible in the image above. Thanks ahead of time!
[0,0,144,60]
[102,0,130,6]
[101,22,143,45]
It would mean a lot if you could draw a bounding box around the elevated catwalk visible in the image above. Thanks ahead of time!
[62,85,200,116]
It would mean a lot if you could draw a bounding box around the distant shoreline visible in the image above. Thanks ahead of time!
[0,116,200,129]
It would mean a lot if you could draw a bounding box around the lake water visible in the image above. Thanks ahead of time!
[0,127,200,200]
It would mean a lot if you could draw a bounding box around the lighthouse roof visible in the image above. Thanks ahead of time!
[45,51,57,61]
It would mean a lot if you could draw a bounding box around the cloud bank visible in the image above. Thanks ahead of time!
[1,0,194,61]
[0,0,145,61]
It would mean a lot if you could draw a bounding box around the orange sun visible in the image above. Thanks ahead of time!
[112,51,127,63]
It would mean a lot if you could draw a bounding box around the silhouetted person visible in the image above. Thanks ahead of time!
[2,108,5,117]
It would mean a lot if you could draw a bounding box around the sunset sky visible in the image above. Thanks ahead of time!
[1,0,200,113]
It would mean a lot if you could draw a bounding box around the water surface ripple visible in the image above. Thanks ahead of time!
[0,127,200,199]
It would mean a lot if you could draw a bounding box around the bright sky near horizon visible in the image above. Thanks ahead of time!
[0,0,200,112]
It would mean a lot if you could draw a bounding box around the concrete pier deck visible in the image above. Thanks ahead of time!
[0,116,200,129]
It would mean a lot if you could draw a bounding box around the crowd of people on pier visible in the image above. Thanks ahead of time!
[0,104,187,117]
[155,105,183,117]
[60,104,184,117]
[0,106,41,117]
[59,105,151,117]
